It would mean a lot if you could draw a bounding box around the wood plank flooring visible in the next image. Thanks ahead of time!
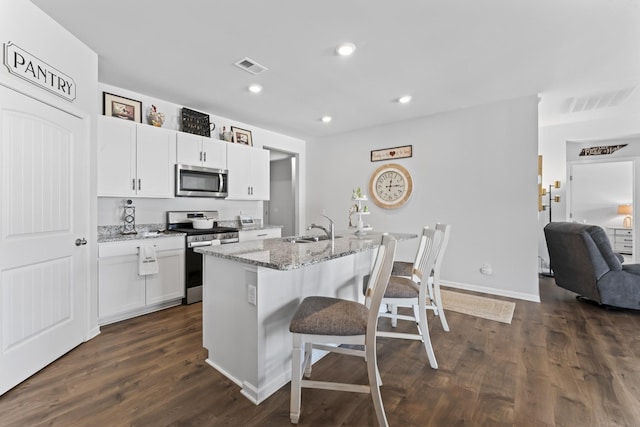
[1,277,639,426]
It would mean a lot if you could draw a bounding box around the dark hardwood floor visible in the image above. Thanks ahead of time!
[1,277,639,426]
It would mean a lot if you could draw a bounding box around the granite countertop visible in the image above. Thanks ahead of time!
[195,231,417,271]
[97,224,186,244]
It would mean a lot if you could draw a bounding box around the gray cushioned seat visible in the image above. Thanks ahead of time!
[289,296,368,335]
[385,276,420,298]
[391,261,413,277]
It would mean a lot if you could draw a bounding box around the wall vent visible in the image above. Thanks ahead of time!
[565,86,636,114]
[234,57,268,75]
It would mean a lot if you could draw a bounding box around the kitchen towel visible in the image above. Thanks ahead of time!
[138,244,159,275]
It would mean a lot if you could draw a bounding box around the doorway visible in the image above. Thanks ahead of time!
[569,160,634,260]
[267,149,296,237]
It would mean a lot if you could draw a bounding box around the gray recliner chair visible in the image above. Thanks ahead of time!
[544,222,640,310]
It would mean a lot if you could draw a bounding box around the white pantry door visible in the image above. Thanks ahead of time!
[0,85,88,395]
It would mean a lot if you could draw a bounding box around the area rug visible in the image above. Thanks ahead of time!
[440,289,516,324]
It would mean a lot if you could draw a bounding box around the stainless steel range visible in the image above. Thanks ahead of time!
[167,211,239,304]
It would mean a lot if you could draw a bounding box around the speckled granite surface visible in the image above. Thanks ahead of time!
[97,224,185,243]
[97,223,282,244]
[195,231,416,271]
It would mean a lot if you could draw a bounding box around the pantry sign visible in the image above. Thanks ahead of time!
[3,42,76,102]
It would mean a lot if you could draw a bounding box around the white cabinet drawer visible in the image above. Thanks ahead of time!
[239,228,281,242]
[99,236,184,258]
[614,228,633,237]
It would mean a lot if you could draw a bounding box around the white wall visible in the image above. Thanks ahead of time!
[1,0,100,335]
[307,96,540,301]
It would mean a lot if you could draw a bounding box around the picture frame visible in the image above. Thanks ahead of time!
[371,145,412,162]
[103,92,142,123]
[231,126,253,146]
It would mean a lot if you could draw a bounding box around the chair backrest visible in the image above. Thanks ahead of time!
[433,223,451,279]
[365,234,397,339]
[364,234,397,311]
[544,222,621,302]
[411,227,443,282]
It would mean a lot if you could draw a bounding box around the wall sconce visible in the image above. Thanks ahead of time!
[617,204,633,228]
[542,180,561,223]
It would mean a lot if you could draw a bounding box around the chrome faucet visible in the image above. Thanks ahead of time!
[307,214,335,241]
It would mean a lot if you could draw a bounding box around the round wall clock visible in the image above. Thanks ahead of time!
[369,163,413,209]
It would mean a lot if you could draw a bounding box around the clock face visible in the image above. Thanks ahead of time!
[369,163,413,209]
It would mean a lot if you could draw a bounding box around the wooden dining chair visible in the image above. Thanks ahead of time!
[289,234,397,426]
[378,227,443,369]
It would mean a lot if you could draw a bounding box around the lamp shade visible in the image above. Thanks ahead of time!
[617,204,633,215]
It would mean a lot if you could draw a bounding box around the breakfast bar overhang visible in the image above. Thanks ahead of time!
[196,232,415,404]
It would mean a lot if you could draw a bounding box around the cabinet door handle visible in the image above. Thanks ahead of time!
[248,186,251,195]
[138,179,141,191]
[203,152,207,162]
[200,152,203,161]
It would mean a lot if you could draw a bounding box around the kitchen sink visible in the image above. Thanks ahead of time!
[283,235,342,244]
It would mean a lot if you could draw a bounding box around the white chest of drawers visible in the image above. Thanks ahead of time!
[610,228,633,255]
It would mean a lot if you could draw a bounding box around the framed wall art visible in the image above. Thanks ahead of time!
[371,145,412,162]
[231,126,253,146]
[103,92,142,122]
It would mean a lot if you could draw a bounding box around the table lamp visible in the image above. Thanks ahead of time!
[617,204,633,228]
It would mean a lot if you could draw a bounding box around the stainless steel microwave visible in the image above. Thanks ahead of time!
[175,164,228,198]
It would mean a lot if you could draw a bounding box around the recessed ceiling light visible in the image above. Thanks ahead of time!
[336,42,356,56]
[397,95,412,104]
[321,116,332,123]
[248,84,263,94]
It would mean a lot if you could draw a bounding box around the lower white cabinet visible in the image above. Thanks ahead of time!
[239,228,282,242]
[98,236,185,325]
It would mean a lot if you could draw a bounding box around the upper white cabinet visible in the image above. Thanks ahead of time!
[98,116,176,198]
[176,132,227,170]
[227,143,270,200]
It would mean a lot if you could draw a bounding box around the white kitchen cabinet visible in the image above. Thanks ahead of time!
[98,116,176,197]
[98,236,185,325]
[238,228,281,242]
[176,132,227,169]
[227,143,270,200]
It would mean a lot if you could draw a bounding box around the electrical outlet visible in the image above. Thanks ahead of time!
[247,284,257,305]
[480,263,493,276]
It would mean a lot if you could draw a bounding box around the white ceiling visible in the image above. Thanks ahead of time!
[31,0,640,140]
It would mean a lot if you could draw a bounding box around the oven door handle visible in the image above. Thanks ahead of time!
[219,238,239,244]
[188,241,216,248]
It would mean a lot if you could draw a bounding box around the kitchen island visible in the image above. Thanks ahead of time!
[196,231,415,404]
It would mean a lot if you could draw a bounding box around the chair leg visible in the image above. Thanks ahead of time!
[432,280,449,332]
[416,303,438,369]
[365,343,389,427]
[290,334,303,424]
[303,342,313,378]
[390,304,398,328]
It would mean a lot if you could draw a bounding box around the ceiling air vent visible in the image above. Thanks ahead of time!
[234,57,268,75]
[565,86,636,114]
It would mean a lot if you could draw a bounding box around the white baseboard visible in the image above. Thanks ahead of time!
[441,281,541,303]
